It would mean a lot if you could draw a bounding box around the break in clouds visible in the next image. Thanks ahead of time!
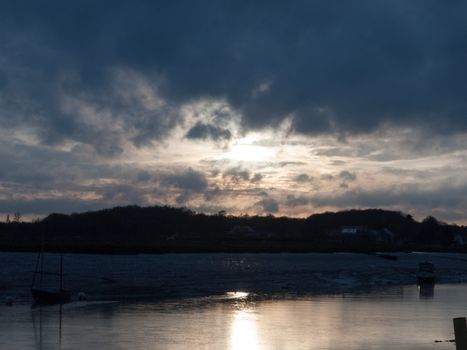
[1,1,467,222]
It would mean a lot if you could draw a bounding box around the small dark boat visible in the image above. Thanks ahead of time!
[417,261,435,284]
[31,288,71,304]
[31,252,72,304]
[377,253,398,261]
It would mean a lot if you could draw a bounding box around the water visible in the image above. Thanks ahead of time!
[0,285,463,349]
[1,252,467,349]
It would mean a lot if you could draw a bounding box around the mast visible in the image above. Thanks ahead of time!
[60,255,63,292]
[31,251,41,289]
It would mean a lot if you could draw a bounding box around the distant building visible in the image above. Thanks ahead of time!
[341,226,368,235]
[331,226,394,244]
[453,233,466,246]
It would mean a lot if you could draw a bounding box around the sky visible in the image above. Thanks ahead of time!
[1,1,467,223]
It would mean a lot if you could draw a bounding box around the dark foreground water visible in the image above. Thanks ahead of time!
[1,252,467,349]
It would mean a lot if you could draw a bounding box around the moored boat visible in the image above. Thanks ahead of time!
[31,253,72,304]
[31,288,71,304]
[417,261,435,284]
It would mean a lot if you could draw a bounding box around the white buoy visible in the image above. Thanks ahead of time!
[5,296,13,306]
[78,292,87,301]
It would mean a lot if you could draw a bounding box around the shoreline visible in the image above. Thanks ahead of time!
[1,243,467,255]
[2,251,467,304]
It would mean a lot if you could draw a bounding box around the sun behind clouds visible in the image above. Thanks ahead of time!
[225,133,276,162]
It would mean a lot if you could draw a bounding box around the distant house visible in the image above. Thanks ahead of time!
[331,226,394,244]
[341,226,368,235]
[453,233,466,246]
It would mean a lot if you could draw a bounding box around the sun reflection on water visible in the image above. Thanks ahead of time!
[226,291,249,299]
[229,309,261,350]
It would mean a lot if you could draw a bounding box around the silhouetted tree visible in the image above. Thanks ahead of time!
[13,213,21,223]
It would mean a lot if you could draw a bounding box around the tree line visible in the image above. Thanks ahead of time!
[0,206,465,253]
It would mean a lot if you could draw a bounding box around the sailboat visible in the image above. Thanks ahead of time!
[31,252,72,304]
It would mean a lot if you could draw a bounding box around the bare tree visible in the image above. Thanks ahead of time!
[13,212,21,223]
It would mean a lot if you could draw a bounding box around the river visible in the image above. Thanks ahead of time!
[1,252,466,349]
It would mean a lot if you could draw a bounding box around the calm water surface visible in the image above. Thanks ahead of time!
[0,284,464,350]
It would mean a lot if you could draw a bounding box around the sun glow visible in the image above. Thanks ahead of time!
[226,134,275,162]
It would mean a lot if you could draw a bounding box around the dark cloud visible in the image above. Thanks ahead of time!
[338,171,357,182]
[278,162,307,168]
[256,198,279,214]
[0,70,7,89]
[293,174,313,183]
[0,0,466,153]
[136,171,153,183]
[330,160,346,166]
[250,173,263,183]
[321,174,334,181]
[285,195,310,207]
[311,183,467,214]
[337,170,357,189]
[0,198,113,215]
[224,167,250,182]
[164,168,208,192]
[223,167,263,184]
[204,186,222,201]
[185,122,232,141]
[99,184,146,203]
[0,142,104,189]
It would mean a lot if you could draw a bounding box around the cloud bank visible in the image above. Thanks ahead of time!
[1,1,467,149]
[1,1,467,222]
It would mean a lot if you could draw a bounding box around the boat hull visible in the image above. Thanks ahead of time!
[417,275,435,284]
[417,262,435,285]
[31,288,72,304]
